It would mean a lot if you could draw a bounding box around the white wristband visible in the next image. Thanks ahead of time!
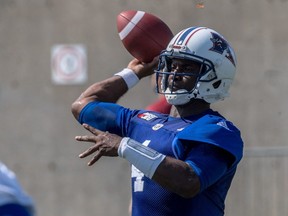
[114,68,139,89]
[118,137,166,179]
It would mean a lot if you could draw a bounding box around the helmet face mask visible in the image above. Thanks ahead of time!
[155,52,217,105]
[155,27,237,105]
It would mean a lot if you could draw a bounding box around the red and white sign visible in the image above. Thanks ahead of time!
[51,44,87,85]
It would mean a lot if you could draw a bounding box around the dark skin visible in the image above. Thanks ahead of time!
[72,57,210,198]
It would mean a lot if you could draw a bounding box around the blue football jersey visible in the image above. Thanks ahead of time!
[79,101,243,216]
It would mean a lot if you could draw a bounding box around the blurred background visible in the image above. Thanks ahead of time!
[0,0,288,215]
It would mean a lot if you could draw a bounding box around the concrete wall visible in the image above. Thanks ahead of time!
[0,0,288,215]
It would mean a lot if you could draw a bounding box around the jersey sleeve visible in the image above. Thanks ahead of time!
[171,114,243,192]
[183,143,234,192]
[78,101,134,136]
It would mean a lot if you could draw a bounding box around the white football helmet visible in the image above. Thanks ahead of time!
[155,27,237,105]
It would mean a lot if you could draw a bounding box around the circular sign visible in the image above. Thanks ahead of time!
[51,45,87,84]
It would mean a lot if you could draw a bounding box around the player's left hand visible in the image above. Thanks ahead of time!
[75,123,122,166]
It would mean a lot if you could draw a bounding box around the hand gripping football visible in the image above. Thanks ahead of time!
[117,10,174,63]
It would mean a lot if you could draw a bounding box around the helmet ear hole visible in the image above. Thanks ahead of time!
[212,80,222,89]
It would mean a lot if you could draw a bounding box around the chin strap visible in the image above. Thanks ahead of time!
[164,89,192,105]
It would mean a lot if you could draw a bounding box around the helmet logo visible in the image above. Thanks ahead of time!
[209,32,236,66]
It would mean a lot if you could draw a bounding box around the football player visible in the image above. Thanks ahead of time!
[72,27,243,216]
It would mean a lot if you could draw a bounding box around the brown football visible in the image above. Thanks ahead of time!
[117,10,173,63]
